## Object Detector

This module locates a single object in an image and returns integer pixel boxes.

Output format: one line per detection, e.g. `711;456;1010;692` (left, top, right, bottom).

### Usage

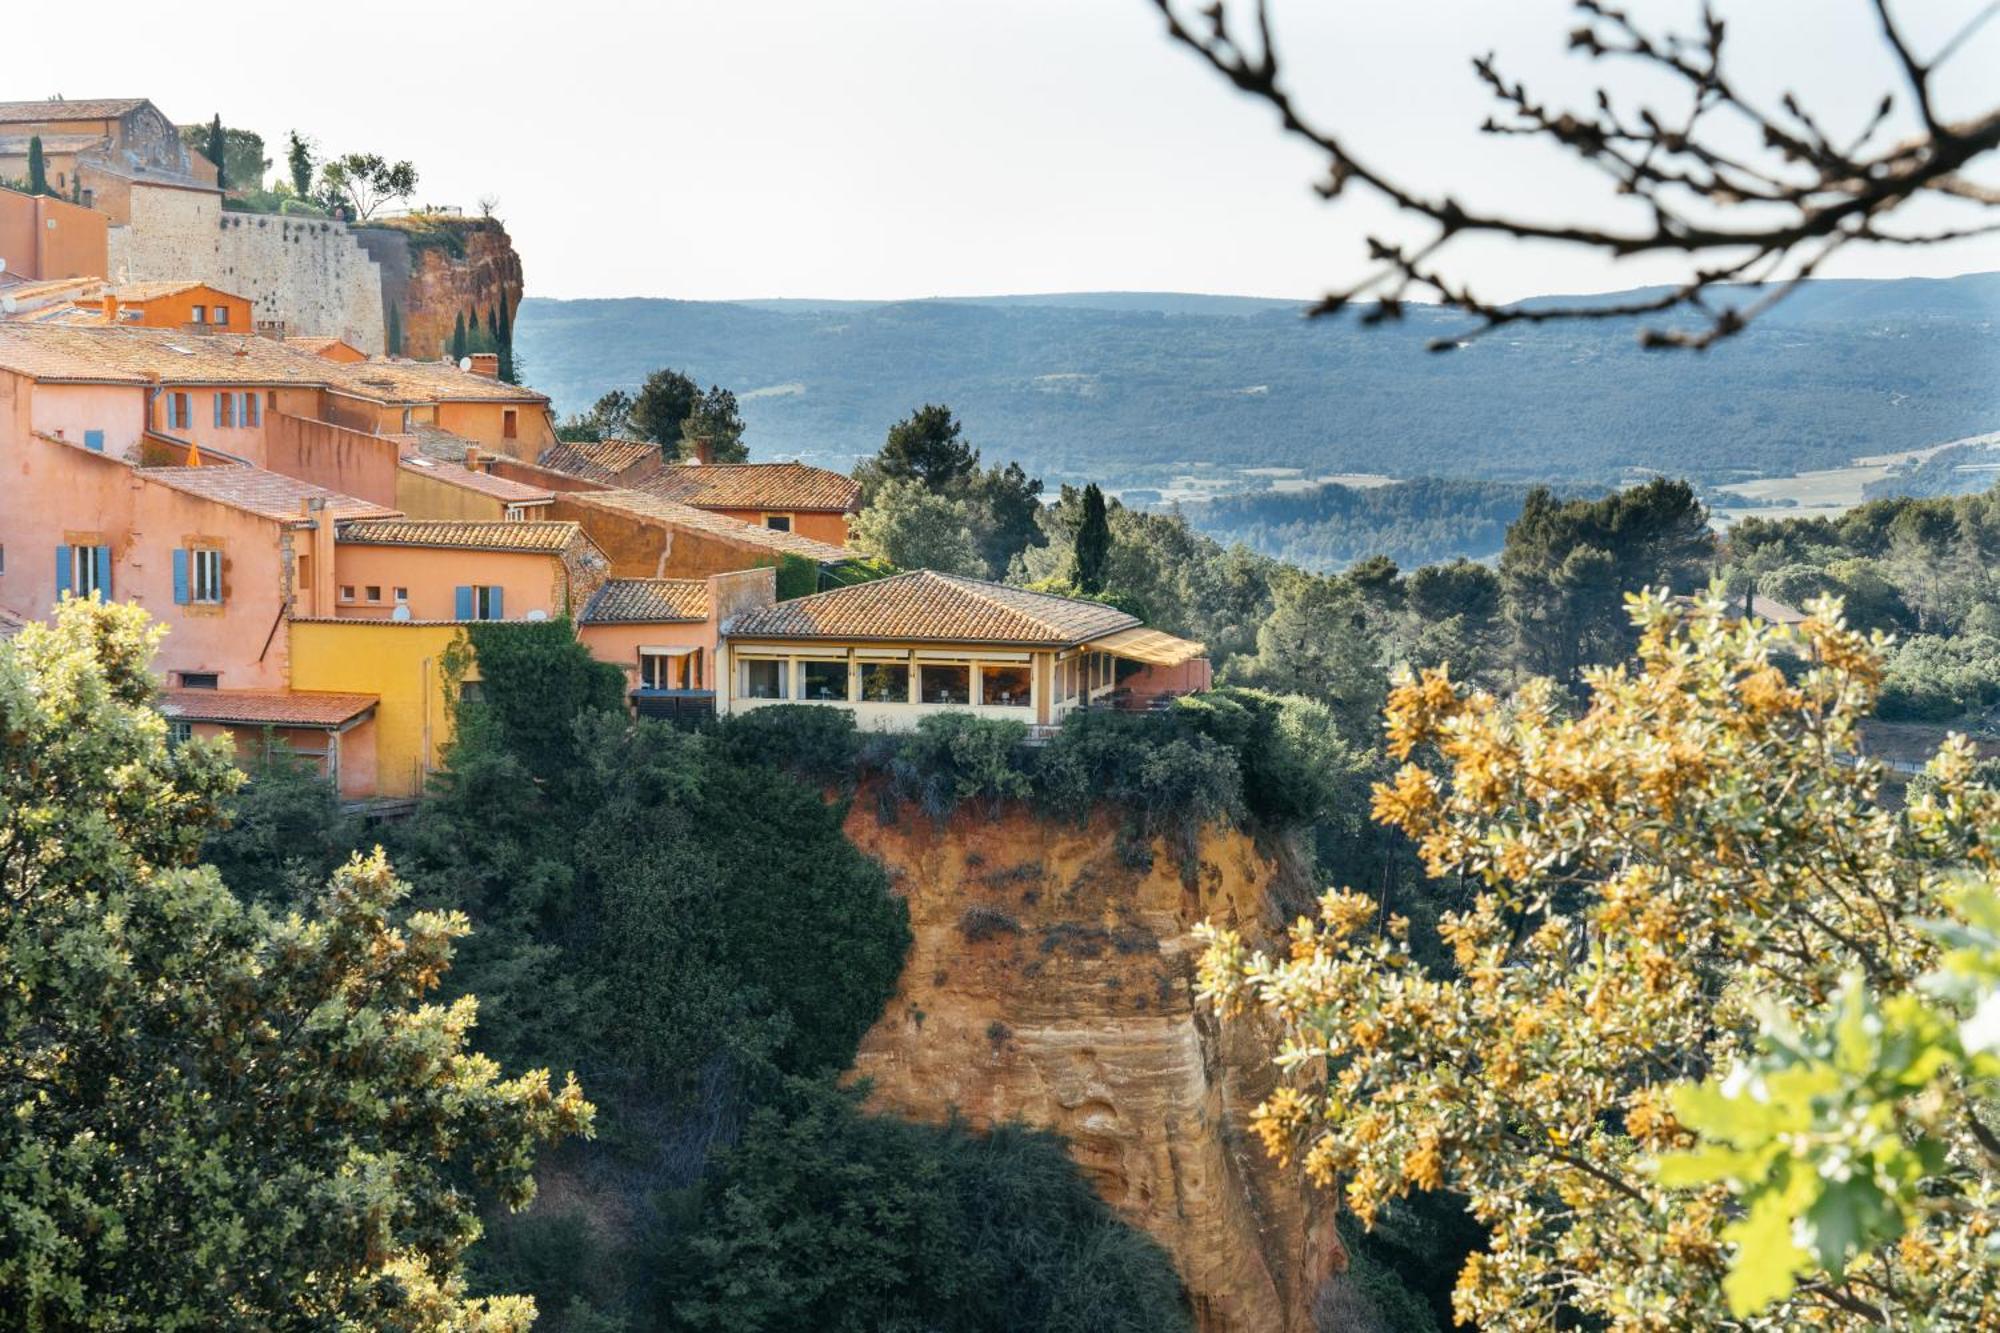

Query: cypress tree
385;302;404;357
450;312;467;362
205;115;227;191
496;292;515;383
26;136;47;195
1074;483;1112;595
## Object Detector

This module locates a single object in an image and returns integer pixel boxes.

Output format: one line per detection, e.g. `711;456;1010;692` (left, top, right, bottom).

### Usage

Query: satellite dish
458;356;472;371
0;256;8;273
0;297;14;315
391;604;412;622
524;609;548;622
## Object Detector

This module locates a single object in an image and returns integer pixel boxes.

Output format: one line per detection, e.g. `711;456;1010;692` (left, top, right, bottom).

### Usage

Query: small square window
764;514;792;532
190;305;207;324
502;409;518;440
214;306;230;327
802;660;849;701
394;587;408;602
365;585;382;603
340;585;356;602
167;720;193;747
189;548;223;604
179;672;219;690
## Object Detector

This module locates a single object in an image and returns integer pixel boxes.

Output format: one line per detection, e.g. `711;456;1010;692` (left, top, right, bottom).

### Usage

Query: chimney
463;445;482;471
100;291;119;323
686;434;712;466
298;496;336;617
466;352;499;379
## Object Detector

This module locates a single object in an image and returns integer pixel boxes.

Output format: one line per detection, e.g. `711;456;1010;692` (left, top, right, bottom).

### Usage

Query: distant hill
515;273;2000;487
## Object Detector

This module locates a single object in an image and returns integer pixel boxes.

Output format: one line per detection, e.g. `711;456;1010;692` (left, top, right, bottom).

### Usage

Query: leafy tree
1233;567;1386;741
629;367;700;451
199;750;361;910
203;114;226;190
285;128;314;197
320;151;418;220
0;599;591;1327
1073;483;1111;594
666;1079;1194;1333
849;477;987;576
677;384;748;462
557;388;636;443
1500;477;1711;683
1198;591;2000;1329
857;403;981;500
25;135;46;195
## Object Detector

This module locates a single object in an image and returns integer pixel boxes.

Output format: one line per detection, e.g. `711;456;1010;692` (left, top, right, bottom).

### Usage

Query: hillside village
0;94;1207;807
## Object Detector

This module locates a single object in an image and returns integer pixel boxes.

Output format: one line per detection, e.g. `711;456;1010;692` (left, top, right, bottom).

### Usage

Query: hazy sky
15;1;1998;302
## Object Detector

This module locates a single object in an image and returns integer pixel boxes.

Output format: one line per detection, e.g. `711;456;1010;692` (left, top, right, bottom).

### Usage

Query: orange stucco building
0;188;107;282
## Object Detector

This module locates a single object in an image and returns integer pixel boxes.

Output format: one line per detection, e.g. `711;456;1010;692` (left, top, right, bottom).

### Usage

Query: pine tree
450;311;467;362
26;136;47;196
1073;483;1112;594
205;115;227;191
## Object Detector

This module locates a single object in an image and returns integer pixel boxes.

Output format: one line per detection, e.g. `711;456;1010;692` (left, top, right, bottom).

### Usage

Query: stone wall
105;184;386;351
352;218;523;361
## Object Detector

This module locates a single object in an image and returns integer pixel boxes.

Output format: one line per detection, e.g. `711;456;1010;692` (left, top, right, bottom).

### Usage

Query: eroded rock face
356;218;523;360
844;799;1342;1332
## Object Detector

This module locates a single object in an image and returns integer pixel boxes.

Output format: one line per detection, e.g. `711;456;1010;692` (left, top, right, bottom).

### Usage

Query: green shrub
663;1079;1192;1332
888;713;1032;817
717;703;860;786
199;751;361;909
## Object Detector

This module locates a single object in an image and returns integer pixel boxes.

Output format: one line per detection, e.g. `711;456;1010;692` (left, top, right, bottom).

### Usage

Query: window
164;392;192;432
393;587;408;603
213;305;230;327
340;585;356;602
802;660;849;701
454;585;505;620
365;585;382;603
764;514;793;532
640;651;676;691
241;391;259;426
1063;657;1078;701
174;547;223;605
214;392;233;428
57;544;110;601
0;545;6;575
981;663;1032;707
741;658;787;700
859;662;909;703
190;305;207;324
459;681;485;703
167;720;193;747
919;663;970;706
502;409;518;440
178;672;219;690
83;429;104;452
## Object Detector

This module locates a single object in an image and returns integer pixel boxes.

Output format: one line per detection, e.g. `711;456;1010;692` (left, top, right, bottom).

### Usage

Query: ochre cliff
353;217;523;360
843;798;1342;1332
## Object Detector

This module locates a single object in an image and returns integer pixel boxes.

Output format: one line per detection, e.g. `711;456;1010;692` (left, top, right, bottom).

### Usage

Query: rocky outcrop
352;217;522;360
843;798;1342;1332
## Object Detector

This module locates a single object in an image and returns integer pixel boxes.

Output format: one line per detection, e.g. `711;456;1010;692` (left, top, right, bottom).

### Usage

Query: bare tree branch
1152;0;2000;350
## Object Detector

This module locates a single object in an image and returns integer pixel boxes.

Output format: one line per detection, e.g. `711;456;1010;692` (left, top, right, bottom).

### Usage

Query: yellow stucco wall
288;620;468;798
393;467;510;521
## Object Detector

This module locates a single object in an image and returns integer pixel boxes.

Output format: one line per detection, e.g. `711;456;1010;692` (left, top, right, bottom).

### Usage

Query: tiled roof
0;98;149;123
398;455;553;504
285;335;363;360
640;462;860;513
159;688;377;728
111;280;216;302
0;325;345;386
537;438;659;482
330;358;549;405
335;518;582;554
581;578;709;624
573;488;851;563
0;276;101;303
726;571;1139;645
138;465;396;524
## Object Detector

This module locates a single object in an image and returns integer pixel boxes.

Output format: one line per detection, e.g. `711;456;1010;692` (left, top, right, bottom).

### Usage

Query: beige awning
1088;626;1206;667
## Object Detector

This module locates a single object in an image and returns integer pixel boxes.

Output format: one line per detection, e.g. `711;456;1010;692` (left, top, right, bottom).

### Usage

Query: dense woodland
6;396;2000;1326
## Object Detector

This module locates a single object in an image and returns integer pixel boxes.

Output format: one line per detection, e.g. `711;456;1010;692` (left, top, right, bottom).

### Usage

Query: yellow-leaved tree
1199;592;2000;1328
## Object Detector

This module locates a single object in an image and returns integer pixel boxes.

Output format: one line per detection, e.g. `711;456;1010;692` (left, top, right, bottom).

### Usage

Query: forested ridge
516;273;2000;488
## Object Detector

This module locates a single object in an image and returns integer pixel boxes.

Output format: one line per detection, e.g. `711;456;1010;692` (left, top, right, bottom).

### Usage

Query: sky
12;1;1998;303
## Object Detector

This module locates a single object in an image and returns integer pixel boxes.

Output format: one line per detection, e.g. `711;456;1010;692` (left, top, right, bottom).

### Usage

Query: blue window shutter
95;545;111;599
488;586;502;620
54;546;70;598
172;549;189;604
213;394;223;428
83;429;104;451
454;586;474;619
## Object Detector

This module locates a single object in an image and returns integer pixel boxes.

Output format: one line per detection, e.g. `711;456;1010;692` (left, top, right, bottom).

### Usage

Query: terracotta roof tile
572;489;851;563
639;461;860;513
330;358;549;405
138;465;395;523
398;455;553;504
0;98;148;123
537;438;659;482
335;518;583;554
581;578;709;624
111;280;222;302
725;571;1138;645
0;325;346;386
159;688;377;728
